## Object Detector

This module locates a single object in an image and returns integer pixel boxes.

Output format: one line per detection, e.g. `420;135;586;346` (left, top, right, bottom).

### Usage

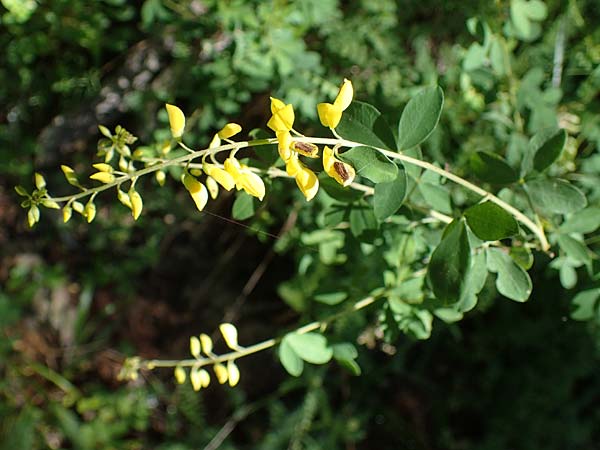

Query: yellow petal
223;157;244;190
217;123;242;139
333;78;353;111
90;172;116;184
204;163;235;191
285;153;303;177
240;170;266;201
295;167;319;201
267;104;295;132
323;146;355;187
84;200;96;223
199;333;213;354
34;173;46;190
209;133;221;148
317;102;343;129
213;363;228;384
62;205;72;223
174;366;186;384
227;361;240;387
155;170;166;186
190;336;201;358
276;131;293;161
190;367;202;391
72;201;84;214
199;369;211;388
61;165;80;187
219;323;239;349
117;189;132;209
92;163;113;173
270;97;286;114
206;176;219;199
27;205;40;227
165;104;186;139
182;172;208;211
129;188;143;220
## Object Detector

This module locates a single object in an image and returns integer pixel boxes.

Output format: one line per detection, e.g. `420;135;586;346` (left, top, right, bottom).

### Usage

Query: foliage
2;0;600;449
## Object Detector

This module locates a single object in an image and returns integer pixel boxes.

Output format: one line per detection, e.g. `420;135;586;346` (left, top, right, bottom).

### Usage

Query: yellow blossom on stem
217;123;242;139
323;146;356;187
317;78;353;129
165;104;186;139
203;162;235;191
182;171;208;212
223;157;265;201
276;131;293;161
285;154;319;201
267;97;295;132
206;176;219;199
213;363;228;384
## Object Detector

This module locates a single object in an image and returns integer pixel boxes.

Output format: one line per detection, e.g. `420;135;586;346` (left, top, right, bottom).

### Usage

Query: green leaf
570;289;600;321
427;220;472;304
524;0;548;20
510;246;534;270
373;169;407;221
470;151;519;184
314;292;347;305
285;332;333;364
332;343;361;376
279;337;304;376
486;247;532;302
397;86;444;150
511;0;532;38
456;250;488;313
418;182;452;214
464;201;519;241
559;207;600;234
557;235;590;264
231;191;255;220
339;146;398;183
525;178;587;214
14;185;29;197
336;101;396;149
528;128;567;173
489;38;507;75
349;203;378;239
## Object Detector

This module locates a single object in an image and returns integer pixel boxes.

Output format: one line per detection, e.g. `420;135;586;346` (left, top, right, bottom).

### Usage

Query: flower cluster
174;323;243;391
166;104;266;211
267;79;357;201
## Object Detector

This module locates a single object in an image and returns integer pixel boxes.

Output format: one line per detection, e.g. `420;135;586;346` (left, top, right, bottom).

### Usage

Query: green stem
142;294;380;370
49;135;549;250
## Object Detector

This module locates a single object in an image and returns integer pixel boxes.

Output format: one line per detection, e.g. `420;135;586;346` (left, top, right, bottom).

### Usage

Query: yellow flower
182;171;208;211
285;154;319;201
295;166;319;201
165;104;186;139
217;123;242;139
317;78;353;129
206;176;219;199
267;97;295;132
323;146;355;187
276;130;293;161
203;162;235;191
89;172;116;184
223;157;266;201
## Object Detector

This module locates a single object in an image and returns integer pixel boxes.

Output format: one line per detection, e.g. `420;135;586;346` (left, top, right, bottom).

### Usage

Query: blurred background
1;0;600;449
